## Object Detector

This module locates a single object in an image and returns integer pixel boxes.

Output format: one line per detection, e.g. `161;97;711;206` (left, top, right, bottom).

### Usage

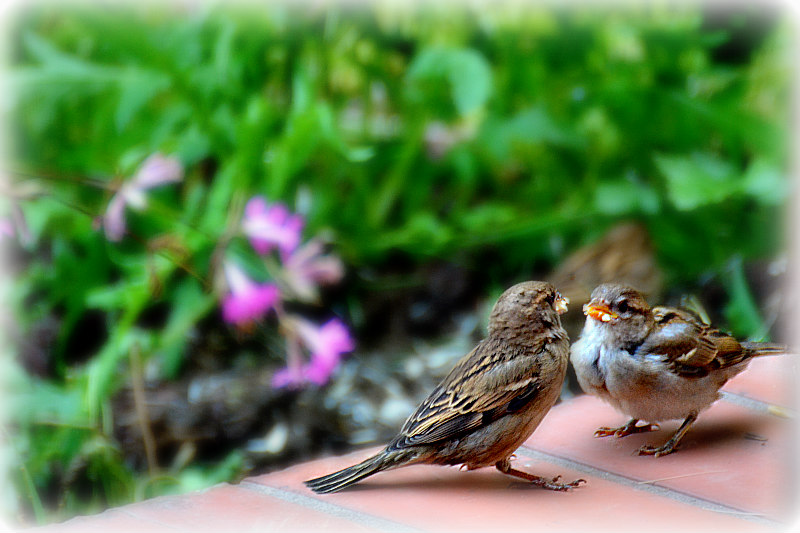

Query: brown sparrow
305;281;585;493
570;283;786;457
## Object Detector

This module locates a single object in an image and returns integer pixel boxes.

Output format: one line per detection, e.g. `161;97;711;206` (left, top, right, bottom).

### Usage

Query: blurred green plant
2;1;791;525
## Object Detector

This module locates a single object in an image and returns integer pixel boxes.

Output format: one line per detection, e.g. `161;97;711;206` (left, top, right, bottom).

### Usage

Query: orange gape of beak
583;302;618;323
555;295;569;315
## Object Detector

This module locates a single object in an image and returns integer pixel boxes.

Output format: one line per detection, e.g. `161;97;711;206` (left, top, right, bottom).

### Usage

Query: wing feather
388;337;546;450
644;306;746;378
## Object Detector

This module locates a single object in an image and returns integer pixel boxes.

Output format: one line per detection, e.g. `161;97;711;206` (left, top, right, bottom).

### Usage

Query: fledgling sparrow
570;283;786;457
305;281;585;493
548;222;663;396
548;222;663;341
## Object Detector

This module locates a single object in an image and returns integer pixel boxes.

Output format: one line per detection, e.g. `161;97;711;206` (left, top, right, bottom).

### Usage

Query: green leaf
158;280;217;378
406;47;493;115
86;279;150;311
85;327;152;424
459;203;517;232
378;212;454;255
448;50;493;115
22;31;107;81
594;179;660;215
176;123;213;165
741;158;787;206
115;69;171;131
174;450;244;493
480;106;584;161
721;256;767;339
16;31;125;92
655;152;739;210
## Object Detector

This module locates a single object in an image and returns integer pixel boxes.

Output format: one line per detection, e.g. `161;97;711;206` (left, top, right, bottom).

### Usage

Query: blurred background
0;0;794;527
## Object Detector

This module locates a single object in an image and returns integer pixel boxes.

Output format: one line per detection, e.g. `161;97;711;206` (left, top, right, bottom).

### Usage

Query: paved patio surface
28;354;799;532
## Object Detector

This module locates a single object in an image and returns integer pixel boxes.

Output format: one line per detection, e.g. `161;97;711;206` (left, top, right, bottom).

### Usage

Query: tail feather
742;342;787;357
304;453;389;494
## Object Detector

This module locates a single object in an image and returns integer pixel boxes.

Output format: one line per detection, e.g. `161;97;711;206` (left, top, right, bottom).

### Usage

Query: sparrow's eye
545;292;556;304
617;300;629;314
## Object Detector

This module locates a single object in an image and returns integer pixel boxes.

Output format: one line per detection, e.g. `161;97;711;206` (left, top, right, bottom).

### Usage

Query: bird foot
530;475;587;492
635;413;697;457
497;462;585;491
595;420;659;438
637;442;677;458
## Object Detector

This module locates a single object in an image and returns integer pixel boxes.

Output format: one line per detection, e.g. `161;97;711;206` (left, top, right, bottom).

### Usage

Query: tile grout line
238;481;425;533
518;445;780;527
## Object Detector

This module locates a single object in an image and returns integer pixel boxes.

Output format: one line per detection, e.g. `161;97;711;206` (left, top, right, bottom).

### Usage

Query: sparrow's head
582;283;653;345
488;281;569;340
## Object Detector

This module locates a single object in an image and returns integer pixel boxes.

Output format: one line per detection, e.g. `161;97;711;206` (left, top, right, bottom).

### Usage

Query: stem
130;343;159;476
19;463;46;524
0;426;46;524
286;331;304;383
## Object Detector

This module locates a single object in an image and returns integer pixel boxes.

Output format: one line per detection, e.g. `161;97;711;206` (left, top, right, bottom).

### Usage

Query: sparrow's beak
555;295;569;315
583;301;617;322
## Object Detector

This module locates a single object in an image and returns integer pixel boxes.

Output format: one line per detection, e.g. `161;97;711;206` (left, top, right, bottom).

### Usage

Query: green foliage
3;2;791;525
406;46;493;116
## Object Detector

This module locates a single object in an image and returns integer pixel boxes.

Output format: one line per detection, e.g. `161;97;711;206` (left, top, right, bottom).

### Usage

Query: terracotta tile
258;446;383;490
253;449;770;532
29;508;163;533
526;395;793;520
31;483;380;533
125;483;379;532
722;353;798;408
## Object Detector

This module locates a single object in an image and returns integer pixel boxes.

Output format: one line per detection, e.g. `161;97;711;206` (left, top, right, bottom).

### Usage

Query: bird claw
637;443;675;458
497;463;586;491
533;476;586;491
594;427;620;438
544;478;586;491
595;422;660;438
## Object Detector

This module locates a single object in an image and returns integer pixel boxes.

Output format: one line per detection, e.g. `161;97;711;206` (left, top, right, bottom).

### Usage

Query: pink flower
282;239;344;301
272;317;355;388
221;261;281;325
103;153;183;241
299;318;355;384
0;202;33;246
242;196;304;256
271;369;299;389
0;218;15;241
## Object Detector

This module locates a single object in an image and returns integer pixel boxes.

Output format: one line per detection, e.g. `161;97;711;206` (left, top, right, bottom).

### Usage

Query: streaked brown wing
645;306;745;378
388;337;544;450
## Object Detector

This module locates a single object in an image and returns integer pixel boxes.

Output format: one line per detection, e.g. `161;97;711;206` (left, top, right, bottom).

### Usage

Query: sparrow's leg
594;418;660;438
495;458;585;491
638;412;697;458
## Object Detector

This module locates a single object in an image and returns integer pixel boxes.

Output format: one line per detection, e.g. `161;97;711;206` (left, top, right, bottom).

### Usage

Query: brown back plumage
388;339;544;450
646;306;787;378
